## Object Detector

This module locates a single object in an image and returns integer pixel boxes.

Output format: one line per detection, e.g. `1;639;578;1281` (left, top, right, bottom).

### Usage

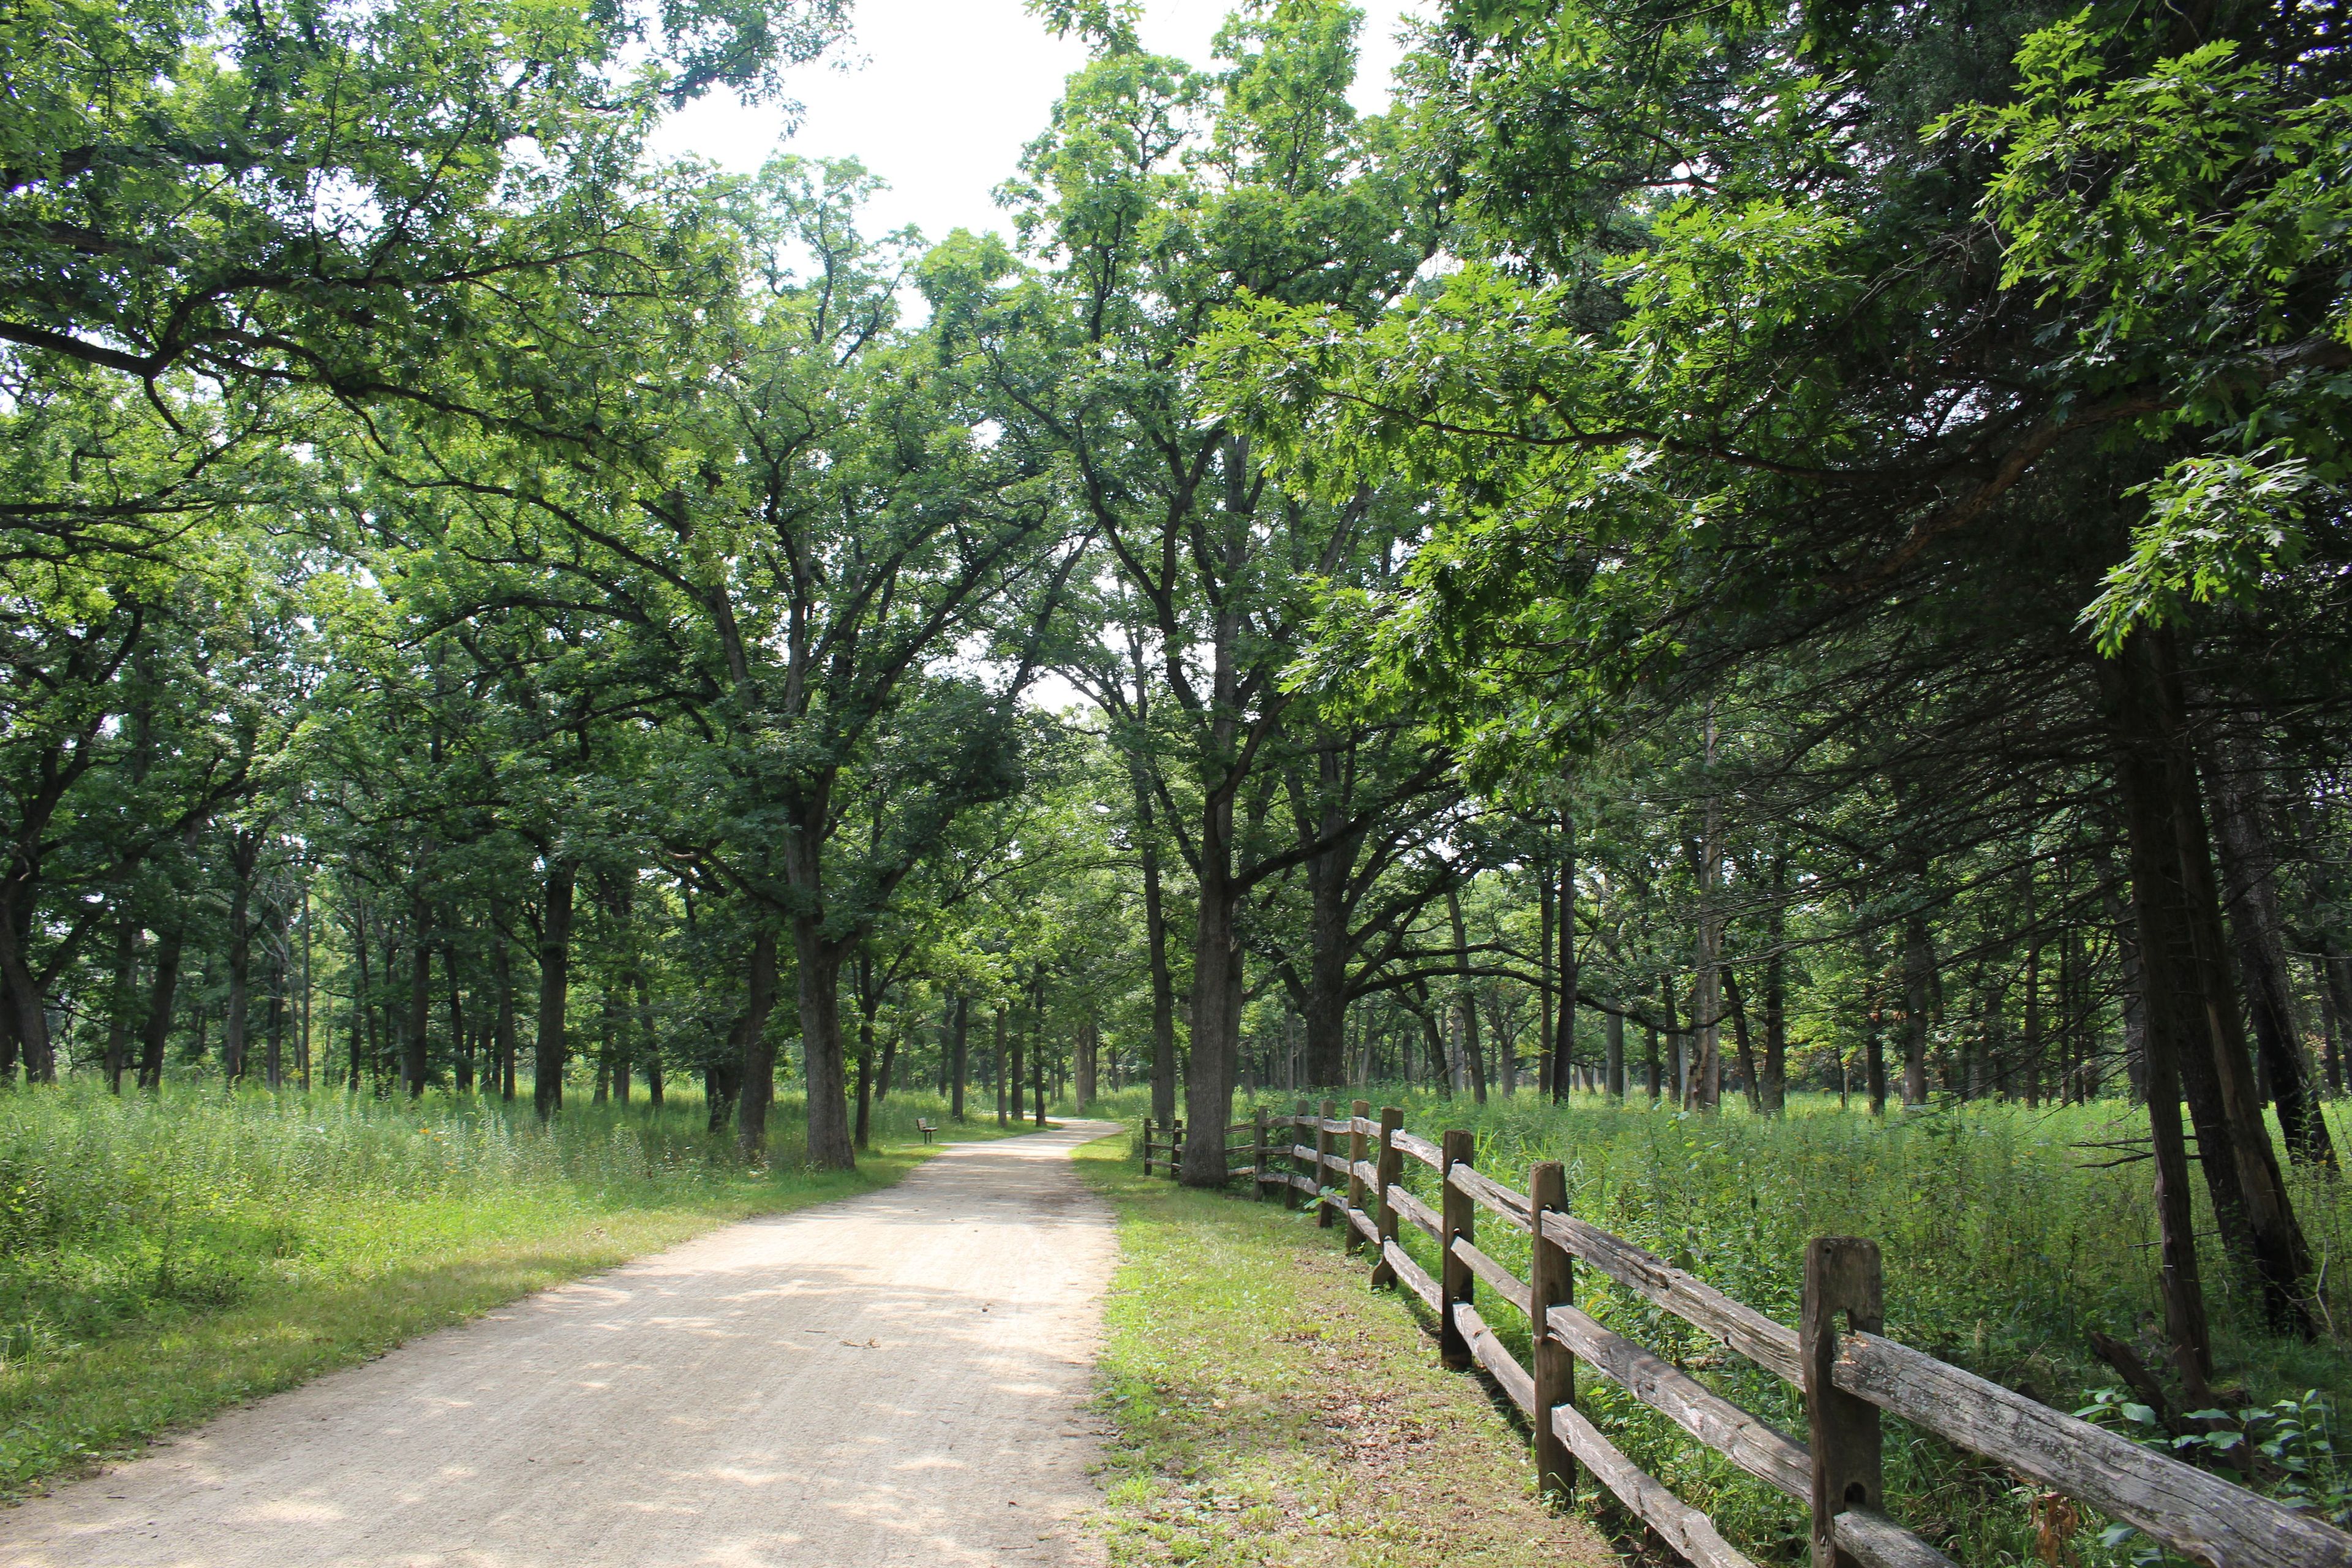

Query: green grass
0;1080;1015;1496
1072;1132;1615;1568
1161;1088;2352;1566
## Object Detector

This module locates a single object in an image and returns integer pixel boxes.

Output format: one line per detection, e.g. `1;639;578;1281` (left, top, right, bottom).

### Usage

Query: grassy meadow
0;1081;1009;1496
1088;1086;2352;1564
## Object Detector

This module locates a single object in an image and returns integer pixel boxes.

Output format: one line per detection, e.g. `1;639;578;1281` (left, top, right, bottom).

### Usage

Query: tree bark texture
533;860;575;1118
2104;629;2315;1335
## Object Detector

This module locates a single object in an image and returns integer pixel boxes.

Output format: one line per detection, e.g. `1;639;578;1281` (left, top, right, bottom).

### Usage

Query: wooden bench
916;1119;937;1144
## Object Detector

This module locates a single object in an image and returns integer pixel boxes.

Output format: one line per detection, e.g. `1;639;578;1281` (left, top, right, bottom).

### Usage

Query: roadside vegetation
1073;1133;1613;1568
1099;1087;2352;1564
0;1084;998;1496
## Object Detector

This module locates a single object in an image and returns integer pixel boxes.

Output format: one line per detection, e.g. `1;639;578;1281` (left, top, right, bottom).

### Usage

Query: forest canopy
4;0;2351;1398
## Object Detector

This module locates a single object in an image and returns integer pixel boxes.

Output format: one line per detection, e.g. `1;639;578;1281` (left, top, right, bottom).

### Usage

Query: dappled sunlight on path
0;1121;1122;1567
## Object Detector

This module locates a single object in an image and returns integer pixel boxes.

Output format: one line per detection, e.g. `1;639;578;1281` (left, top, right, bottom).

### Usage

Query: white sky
649;0;1432;249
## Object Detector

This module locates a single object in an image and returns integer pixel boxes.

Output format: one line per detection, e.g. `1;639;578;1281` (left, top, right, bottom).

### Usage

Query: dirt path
1;1120;1123;1568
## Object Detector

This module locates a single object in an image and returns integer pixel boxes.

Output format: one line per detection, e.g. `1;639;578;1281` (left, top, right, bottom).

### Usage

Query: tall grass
1101;1086;2352;1562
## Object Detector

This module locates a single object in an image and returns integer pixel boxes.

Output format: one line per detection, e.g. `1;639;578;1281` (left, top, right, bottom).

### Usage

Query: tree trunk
136;925;184;1090
1140;842;1178;1128
1662;978;1686;1105
1180;837;1241;1186
1537;861;1555;1098
351;907;372;1091
1033;1003;1047;1126
1446;883;1487;1104
0;968;18;1085
951;995;968;1120
1076;1015;1097;1106
1692;753;1723;1112
1605;1008;1625;1099
852;949;879;1147
1902;914;1935;1109
994;1008;1008;1126
0;892;56;1082
445;944;470;1095
594;990;614;1104
225;850;255;1083
1762;858;1789;1113
265;931;286;1090
1008;998;1028;1125
853;968;875;1152
534;860;575;1118
1863;973;1888;1116
1555;829;1578;1102
2203;738;2334;1167
1415;984;1449;1096
2104;629;2315;1337
405;889;431;1097
633;970;662;1107
1643;1002;1660;1103
491;905;518;1102
2113;880;2150;1102
104;915;137;1093
737;925;788;1161
1722;966;1763;1113
1300;776;1354;1090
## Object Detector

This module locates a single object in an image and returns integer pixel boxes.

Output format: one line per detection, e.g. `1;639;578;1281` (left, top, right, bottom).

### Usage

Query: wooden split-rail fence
1136;1104;2352;1568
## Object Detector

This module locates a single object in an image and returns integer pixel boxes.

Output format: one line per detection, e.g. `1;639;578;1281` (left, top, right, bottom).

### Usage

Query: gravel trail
1;1119;1122;1568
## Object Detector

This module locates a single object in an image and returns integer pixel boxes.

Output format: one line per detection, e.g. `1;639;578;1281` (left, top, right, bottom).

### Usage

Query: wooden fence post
1370;1106;1403;1287
1287;1101;1306;1210
1316;1098;1338;1228
1345;1099;1370;1252
1529;1160;1577;1502
1254;1107;1268;1200
1803;1237;1884;1568
1439;1128;1474;1368
1141;1116;1154;1177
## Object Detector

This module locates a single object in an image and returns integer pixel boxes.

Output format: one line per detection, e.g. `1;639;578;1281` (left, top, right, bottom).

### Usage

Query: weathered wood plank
1389;1128;1443;1169
1351;1158;1380;1189
1345;1204;1380;1247
1455;1302;1536;1414
1287;1172;1319;1196
1550;1401;1760;1568
1383;1238;1439;1311
1834;1333;2352;1568
1833;1509;1961;1568
1547;1303;1809;1502
1539;1210;1803;1384
1452;1235;1533;1317
1386;1183;1441;1242
1350;1115;1378;1138
1447;1162;1535;1234
1320;1149;1352;1175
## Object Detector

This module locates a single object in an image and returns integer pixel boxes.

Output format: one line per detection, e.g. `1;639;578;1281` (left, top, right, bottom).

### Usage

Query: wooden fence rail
1140;1102;2352;1568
